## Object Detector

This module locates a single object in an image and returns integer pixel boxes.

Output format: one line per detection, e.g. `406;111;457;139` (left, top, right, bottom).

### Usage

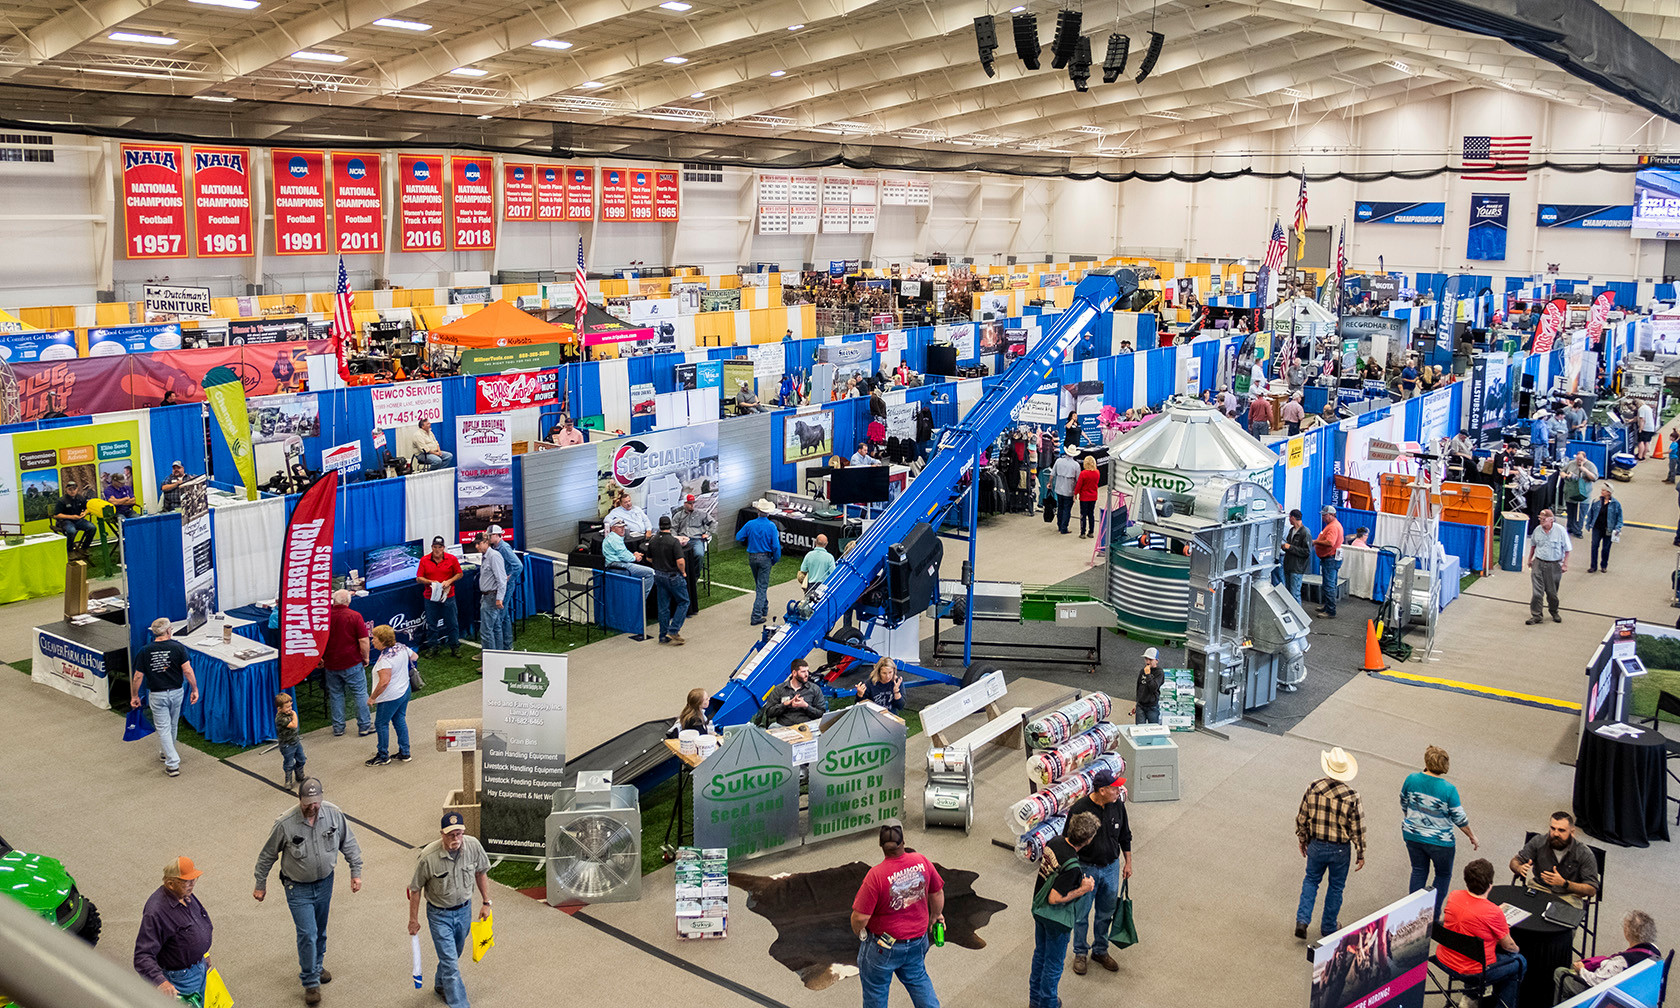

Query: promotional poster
782;410;835;463
1467;193;1510;261
1061;380;1104;446
480;650;568;857
594;422;719;527
10;420;142;531
475;369;559;413
87;323;184;356
1308;889;1432;1008
371;382;444;429
692;725;800;860
179;475;216;624
1468;351;1509;447
807;705;906;841
456;415;513;544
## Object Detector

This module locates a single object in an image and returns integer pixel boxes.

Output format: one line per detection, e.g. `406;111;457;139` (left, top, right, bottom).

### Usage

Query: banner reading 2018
1466;193;1509;261
450;156;495;251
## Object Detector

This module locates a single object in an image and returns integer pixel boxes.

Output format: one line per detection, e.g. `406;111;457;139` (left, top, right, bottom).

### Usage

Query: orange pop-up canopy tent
427;299;576;348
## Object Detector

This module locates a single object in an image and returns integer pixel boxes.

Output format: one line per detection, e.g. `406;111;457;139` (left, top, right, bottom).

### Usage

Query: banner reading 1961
398;155;446;252
189;146;254;258
121;144;188;259
330;151;384;255
450;156;495;250
272;150;329;255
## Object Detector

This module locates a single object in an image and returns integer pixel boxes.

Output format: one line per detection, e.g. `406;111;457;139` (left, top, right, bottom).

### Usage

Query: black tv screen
831;466;890;505
926;345;958;377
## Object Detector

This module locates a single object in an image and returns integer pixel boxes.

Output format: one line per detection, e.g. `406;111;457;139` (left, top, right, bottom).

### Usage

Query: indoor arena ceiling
0;0;1677;168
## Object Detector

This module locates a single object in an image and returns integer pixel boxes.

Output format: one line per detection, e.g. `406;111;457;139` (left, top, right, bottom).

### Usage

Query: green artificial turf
706;546;799;594
1628;667;1680;725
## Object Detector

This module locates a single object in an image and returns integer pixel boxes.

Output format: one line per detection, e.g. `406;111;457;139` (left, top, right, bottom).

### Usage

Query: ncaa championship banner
1535;204;1633;229
1353;201;1445;226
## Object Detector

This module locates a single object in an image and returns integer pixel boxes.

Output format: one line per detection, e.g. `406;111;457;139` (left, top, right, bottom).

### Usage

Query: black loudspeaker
1050;8;1083;69
1069;35;1092;91
926;344;957;377
1013;14;1041;69
886;523;942;623
1102;33;1130;83
974;15;998;77
1134;31;1164;83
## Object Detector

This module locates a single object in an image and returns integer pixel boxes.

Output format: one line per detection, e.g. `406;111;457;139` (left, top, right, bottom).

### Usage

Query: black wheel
75;899;101;946
947;596;967;625
825;626;871;669
962;662;1003;687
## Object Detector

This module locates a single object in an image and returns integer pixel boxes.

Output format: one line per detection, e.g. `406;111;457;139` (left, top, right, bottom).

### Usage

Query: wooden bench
924;669;1032;752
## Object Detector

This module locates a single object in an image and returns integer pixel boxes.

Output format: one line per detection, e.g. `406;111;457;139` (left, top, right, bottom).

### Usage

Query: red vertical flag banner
120;144;189;259
329;152;384;254
278;470;339;689
653;169;680;222
189;146;253;258
599;166;628;221
626;169;656;221
272;150;330;255
397;155;446;252
450;155;496;250
503;163;535;221
565;167;595;221
535;165;566;220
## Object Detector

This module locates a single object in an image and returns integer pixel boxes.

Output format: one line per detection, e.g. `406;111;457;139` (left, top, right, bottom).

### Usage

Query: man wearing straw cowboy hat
1294;746;1367;939
736;498;783;626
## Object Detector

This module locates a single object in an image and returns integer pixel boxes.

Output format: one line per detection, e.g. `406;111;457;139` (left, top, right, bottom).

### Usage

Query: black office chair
1515;830;1607;958
1427;922;1492;1006
1634;690;1680;825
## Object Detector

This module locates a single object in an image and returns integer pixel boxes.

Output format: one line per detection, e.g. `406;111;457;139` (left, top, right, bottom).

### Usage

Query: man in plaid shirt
1295;746;1366;939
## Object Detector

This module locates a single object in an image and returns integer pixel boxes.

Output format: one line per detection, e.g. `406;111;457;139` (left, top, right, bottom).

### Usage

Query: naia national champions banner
188;147;254;258
121;144;188;259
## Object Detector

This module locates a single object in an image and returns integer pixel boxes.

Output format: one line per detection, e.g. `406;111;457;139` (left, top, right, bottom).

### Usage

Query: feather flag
202;365;257;500
278;471;339;689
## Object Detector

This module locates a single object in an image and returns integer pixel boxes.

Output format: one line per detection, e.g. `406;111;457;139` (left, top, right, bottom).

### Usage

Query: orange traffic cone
1655;432;1667;460
1362;619;1386;673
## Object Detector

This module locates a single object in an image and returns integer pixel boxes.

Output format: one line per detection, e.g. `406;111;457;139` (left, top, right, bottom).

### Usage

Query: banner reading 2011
121;144;188;259
330;152;384;255
450;156;495;250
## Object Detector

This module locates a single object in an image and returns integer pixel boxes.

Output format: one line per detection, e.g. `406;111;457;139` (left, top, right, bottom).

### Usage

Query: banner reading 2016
450;156;495;250
121;144;189;259
398;155;446;252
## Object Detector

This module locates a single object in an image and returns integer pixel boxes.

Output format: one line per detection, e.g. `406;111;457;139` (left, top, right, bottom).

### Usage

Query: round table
1572;719;1672;848
1486;884;1576;1008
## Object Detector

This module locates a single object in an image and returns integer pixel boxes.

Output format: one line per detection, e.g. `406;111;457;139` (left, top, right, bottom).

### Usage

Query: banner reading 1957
121;143;189;259
189;146;254;258
450;156;495;250
398;155;446;252
330;152;384;255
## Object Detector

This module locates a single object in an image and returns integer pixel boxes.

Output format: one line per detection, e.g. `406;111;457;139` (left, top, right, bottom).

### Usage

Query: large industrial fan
544;772;643;905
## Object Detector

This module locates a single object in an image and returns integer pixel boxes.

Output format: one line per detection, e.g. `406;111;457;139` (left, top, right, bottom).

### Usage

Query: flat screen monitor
830;466;890;505
363;539;423;589
926;344;958;378
1632;166;1680;236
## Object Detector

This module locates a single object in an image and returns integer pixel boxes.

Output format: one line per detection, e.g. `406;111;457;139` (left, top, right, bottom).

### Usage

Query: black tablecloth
1573;720;1671;848
735;508;849;556
1486;885;1575;1008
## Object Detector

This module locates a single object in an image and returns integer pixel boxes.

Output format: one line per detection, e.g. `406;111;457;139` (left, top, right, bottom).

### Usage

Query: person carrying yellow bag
407;813;492;1008
470;910;494;963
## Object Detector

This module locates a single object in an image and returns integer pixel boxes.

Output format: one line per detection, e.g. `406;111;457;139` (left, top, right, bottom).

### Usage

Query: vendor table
31;619;130;709
1485;884;1577;1008
1;534;69;604
177;626;281;748
1572;720;1671;848
735;507;850;556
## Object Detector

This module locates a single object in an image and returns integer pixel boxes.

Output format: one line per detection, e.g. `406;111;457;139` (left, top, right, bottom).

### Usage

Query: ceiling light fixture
449;66;489;76
531;39;573;49
579;80;604;88
663;56;688;63
769;69;785;76
292;50;348;61
690;91;706;98
373;17;430;30
787;23;804;30
1009;5;1025;10
193;94;237;101
108;31;178;45
1384;59;1410;73
658;1;693;10
477;114;493;119
188;0;261;9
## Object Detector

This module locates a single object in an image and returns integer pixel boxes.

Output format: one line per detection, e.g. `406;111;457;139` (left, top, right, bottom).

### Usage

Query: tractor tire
76;899;102;946
961;661;1003;687
825;626;872;669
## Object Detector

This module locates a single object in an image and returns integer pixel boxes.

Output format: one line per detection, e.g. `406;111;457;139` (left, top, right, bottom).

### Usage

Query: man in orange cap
134;856;214;1000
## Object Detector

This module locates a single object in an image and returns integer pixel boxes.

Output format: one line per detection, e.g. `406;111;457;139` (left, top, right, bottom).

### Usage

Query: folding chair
1427;922;1491;1006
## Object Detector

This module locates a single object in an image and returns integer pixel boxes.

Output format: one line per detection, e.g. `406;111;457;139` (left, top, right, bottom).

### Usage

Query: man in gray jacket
1052;449;1081;535
474;531;509;650
254;778;364;1006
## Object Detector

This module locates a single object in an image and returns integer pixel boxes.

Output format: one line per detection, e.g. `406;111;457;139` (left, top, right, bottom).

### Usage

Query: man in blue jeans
473;531;509;650
1313;505;1344;618
736;498;783;626
254;778;364;1006
1440;858;1527;1008
130;617;200;777
133;856;214;1001
851;819;944;1008
1294;746;1366;939
1064;767;1132;976
322;589;372;737
408;813;492;1008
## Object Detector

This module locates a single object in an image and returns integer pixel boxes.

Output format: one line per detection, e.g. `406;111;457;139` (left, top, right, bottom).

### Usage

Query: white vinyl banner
371;382;444;429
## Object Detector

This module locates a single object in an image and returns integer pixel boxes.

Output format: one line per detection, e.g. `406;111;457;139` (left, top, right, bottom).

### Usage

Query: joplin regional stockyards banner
594;423;719;529
456;416;513;545
279;472;339;689
1308;889;1432;1008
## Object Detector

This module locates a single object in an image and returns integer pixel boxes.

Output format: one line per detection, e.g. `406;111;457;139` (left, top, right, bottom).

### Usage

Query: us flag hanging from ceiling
1462;135;1532;181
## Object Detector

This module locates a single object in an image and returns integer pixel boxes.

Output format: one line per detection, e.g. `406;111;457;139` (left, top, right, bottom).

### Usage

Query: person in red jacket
1075;457;1101;539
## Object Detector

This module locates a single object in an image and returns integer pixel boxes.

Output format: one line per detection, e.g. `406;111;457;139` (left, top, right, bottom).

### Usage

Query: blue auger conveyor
709;267;1139;727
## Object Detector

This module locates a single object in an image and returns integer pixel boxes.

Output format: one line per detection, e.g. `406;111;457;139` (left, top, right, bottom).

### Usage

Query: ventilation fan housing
545;773;643;905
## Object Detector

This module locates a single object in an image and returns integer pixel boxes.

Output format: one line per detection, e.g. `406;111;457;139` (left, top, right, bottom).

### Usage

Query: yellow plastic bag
203;966;233;1008
470;910;494;963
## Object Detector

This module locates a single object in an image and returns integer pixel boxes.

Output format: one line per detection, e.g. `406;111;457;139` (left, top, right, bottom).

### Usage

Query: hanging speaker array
974;15;998;77
1013;13;1041;70
989;9;1166;93
1050;8;1083;69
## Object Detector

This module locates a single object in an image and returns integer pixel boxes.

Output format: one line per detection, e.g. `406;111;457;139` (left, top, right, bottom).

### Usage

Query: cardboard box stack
675;847;729;939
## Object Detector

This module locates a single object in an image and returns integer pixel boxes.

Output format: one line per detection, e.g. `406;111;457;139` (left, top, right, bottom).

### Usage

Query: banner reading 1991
330;152;383;254
272;149;329;255
121;144;188;259
398;155;446;252
450;156;495;250
189;146;253;258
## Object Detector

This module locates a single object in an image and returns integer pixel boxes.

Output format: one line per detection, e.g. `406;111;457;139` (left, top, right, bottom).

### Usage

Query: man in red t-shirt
850;820;945;1008
1313;505;1345;619
416;536;463;658
1439;858;1525;1008
323;589;371;737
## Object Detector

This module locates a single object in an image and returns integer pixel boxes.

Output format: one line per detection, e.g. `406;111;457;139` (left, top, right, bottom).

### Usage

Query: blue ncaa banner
1353;201;1445;225
1466;194;1509;261
1534;204;1633;229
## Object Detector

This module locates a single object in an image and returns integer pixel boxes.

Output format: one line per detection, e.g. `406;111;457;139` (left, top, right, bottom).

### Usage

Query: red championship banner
503;163;535;221
535;165;566;220
565;166;595;221
396;154;446;252
450;155;495;250
626;168;656;222
278;470;339;689
653;169;680;222
599;166;628;221
475;368;559;413
272;149;329;255
189;146;253;258
120;143;188;259
329;151;384;254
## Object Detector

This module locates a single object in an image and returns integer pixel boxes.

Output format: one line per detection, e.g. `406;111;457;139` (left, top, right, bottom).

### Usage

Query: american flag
1292;175;1308;261
1253;218;1287;322
574;236;588;315
330;255;352;382
1333;218;1347;313
1463;135;1532;181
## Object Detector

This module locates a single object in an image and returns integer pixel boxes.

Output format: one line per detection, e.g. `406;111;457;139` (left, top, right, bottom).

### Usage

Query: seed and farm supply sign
693;725;801;860
808;705;906;841
480;650;568;855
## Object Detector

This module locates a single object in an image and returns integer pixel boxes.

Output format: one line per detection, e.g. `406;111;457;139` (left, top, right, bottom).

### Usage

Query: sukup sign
703;764;790;801
819;743;897;777
474;369;558;412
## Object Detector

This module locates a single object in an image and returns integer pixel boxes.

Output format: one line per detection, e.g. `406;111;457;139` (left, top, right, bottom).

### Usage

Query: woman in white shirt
366;624;416;766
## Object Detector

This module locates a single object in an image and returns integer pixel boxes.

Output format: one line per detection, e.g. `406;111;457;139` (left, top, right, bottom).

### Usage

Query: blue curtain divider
120;512;188;655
